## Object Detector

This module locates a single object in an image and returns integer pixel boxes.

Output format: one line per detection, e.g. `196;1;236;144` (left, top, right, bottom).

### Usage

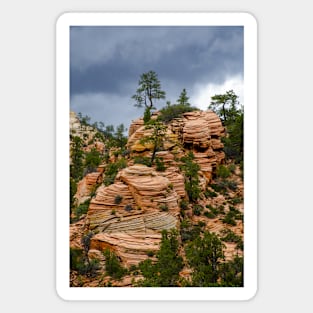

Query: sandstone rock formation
70;108;243;285
86;164;179;265
74;170;103;206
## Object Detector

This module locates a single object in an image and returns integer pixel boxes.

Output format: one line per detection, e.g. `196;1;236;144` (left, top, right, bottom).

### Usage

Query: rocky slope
69;109;244;286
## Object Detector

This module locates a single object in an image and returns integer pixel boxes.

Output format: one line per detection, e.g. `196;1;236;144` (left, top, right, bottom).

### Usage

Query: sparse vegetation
180;152;201;202
114;195;123;205
137;229;183;287
103;249;127;280
159;203;169;212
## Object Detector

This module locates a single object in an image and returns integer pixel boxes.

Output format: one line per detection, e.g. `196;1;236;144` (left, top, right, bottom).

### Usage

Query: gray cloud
70;26;243;127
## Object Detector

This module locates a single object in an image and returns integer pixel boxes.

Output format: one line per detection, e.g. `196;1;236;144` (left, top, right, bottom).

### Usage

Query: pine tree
177;88;190;106
132;71;166;123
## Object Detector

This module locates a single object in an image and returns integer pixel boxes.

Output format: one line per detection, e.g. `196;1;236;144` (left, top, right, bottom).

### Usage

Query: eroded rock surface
86;164;179;265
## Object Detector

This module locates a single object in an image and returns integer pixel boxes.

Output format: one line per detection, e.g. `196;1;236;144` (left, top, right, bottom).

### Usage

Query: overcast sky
70;26;243;131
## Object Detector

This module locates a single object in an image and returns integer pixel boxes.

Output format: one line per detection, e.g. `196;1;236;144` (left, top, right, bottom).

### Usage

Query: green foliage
185;231;225;286
221;207;243;226
77;113;91;127
70;136;84;181
228;196;242;205
84;148;102;173
192;204;204;216
228;163;236;173
216;165;231;179
103;249;127;280
209;90;239;124
211;179;237;195
81;232;94;255
180;219;202;243
177;88;190;106
142;119;167;165
158;102;198;123
70;178;77;208
72;199;90;222
137;229;183;286
204;210;216;219
132;71;166;123
180;152;201;202
155;157;166;171
179;199;189;210
209;90;243;162
222;112;243;162
70;245;100;278
124;204;133;212
133;156;151;166
204;189;218;198
205;204;225;216
159;203;169;212
143;107;152;124
114;195;123;205
220;229;244;251
219;255;243;286
103;158;127;186
146;250;155;257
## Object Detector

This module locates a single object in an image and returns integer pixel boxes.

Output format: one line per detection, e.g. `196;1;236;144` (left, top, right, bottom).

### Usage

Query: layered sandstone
86;164;179;265
74;170;103;206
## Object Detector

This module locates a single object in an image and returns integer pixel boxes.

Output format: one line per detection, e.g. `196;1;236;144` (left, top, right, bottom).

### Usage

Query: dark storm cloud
70;26;243;128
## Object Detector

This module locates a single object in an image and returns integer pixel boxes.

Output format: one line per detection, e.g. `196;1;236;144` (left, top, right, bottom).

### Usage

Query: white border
56;12;257;301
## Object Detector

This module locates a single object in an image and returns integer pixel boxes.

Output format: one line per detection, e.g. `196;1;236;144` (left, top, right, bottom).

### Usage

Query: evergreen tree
186;231;225;286
132;71;166;123
138;229;183;287
209;90;244;162
209;90;239;123
180;152;201;202
177;88;190;106
141;119;167;165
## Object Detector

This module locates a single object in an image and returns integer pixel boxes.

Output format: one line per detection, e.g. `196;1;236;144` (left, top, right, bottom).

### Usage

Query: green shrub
70;247;100;278
204;210;216;219
146;250;155;257
124;204;133;212
133;156;151;166
221;207;242;226
155;157;166;171
204;189;218;198
221;229;243;250
159;203;169;211
192;204;204;216
114;194;123;204
211;179;237;194
104;158;127;186
229;197;242;205
228;163;236;173
180;152;201;202
137;229;183;287
179;199;189;210
217;165;231;179
221;215;236;226
72;199;90;221
103;249;127;280
158;102;198;123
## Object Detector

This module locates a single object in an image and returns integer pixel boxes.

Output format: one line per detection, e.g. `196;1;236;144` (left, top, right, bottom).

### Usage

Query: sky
70;26;243;131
